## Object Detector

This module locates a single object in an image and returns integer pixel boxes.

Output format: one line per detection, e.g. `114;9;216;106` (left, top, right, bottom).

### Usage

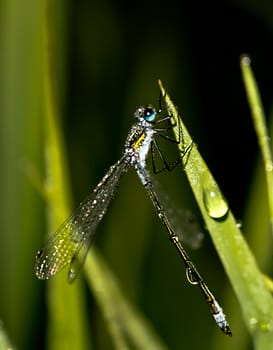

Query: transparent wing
35;156;130;281
142;168;204;249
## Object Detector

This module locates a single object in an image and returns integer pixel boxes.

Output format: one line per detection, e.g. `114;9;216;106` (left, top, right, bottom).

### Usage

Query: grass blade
240;55;273;233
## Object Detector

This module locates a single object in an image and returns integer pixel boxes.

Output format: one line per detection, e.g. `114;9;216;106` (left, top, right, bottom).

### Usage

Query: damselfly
35;90;231;336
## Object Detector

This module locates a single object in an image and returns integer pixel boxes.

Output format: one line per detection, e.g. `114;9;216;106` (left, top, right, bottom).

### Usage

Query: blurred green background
0;0;273;349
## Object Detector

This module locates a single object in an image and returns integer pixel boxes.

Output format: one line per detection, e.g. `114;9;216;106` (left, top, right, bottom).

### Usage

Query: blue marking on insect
143;107;157;122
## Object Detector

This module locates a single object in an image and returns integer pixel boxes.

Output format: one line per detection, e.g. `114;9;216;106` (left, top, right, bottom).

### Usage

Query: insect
35;91;231;336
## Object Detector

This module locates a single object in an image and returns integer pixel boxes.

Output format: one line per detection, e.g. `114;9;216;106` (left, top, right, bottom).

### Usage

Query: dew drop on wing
35;249;47;279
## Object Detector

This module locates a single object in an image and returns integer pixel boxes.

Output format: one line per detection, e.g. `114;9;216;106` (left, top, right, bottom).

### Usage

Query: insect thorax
124;120;154;168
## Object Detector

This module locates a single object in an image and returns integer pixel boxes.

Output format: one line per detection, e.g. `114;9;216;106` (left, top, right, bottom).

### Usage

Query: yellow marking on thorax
132;131;146;151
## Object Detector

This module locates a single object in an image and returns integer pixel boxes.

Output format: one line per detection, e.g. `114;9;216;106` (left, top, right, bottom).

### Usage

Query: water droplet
202;180;229;219
265;162;273;172
236;220;243;229
249;317;258;330
260;321;273;332
68;268;76;283
249;318;273;332
240;54;251;66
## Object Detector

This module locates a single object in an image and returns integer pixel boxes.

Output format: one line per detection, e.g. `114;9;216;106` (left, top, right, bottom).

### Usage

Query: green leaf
0;0;44;347
43;4;91;349
84;250;168;350
240;55;273;232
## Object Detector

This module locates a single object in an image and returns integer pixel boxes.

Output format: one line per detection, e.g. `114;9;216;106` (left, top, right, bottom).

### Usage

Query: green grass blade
158;80;273;349
240;55;273;233
0;1;44;348
85;250;168;350
43;93;92;350
42;5;92;350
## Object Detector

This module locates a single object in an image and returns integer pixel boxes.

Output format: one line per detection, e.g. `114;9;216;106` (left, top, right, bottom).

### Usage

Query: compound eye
143;107;156;122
